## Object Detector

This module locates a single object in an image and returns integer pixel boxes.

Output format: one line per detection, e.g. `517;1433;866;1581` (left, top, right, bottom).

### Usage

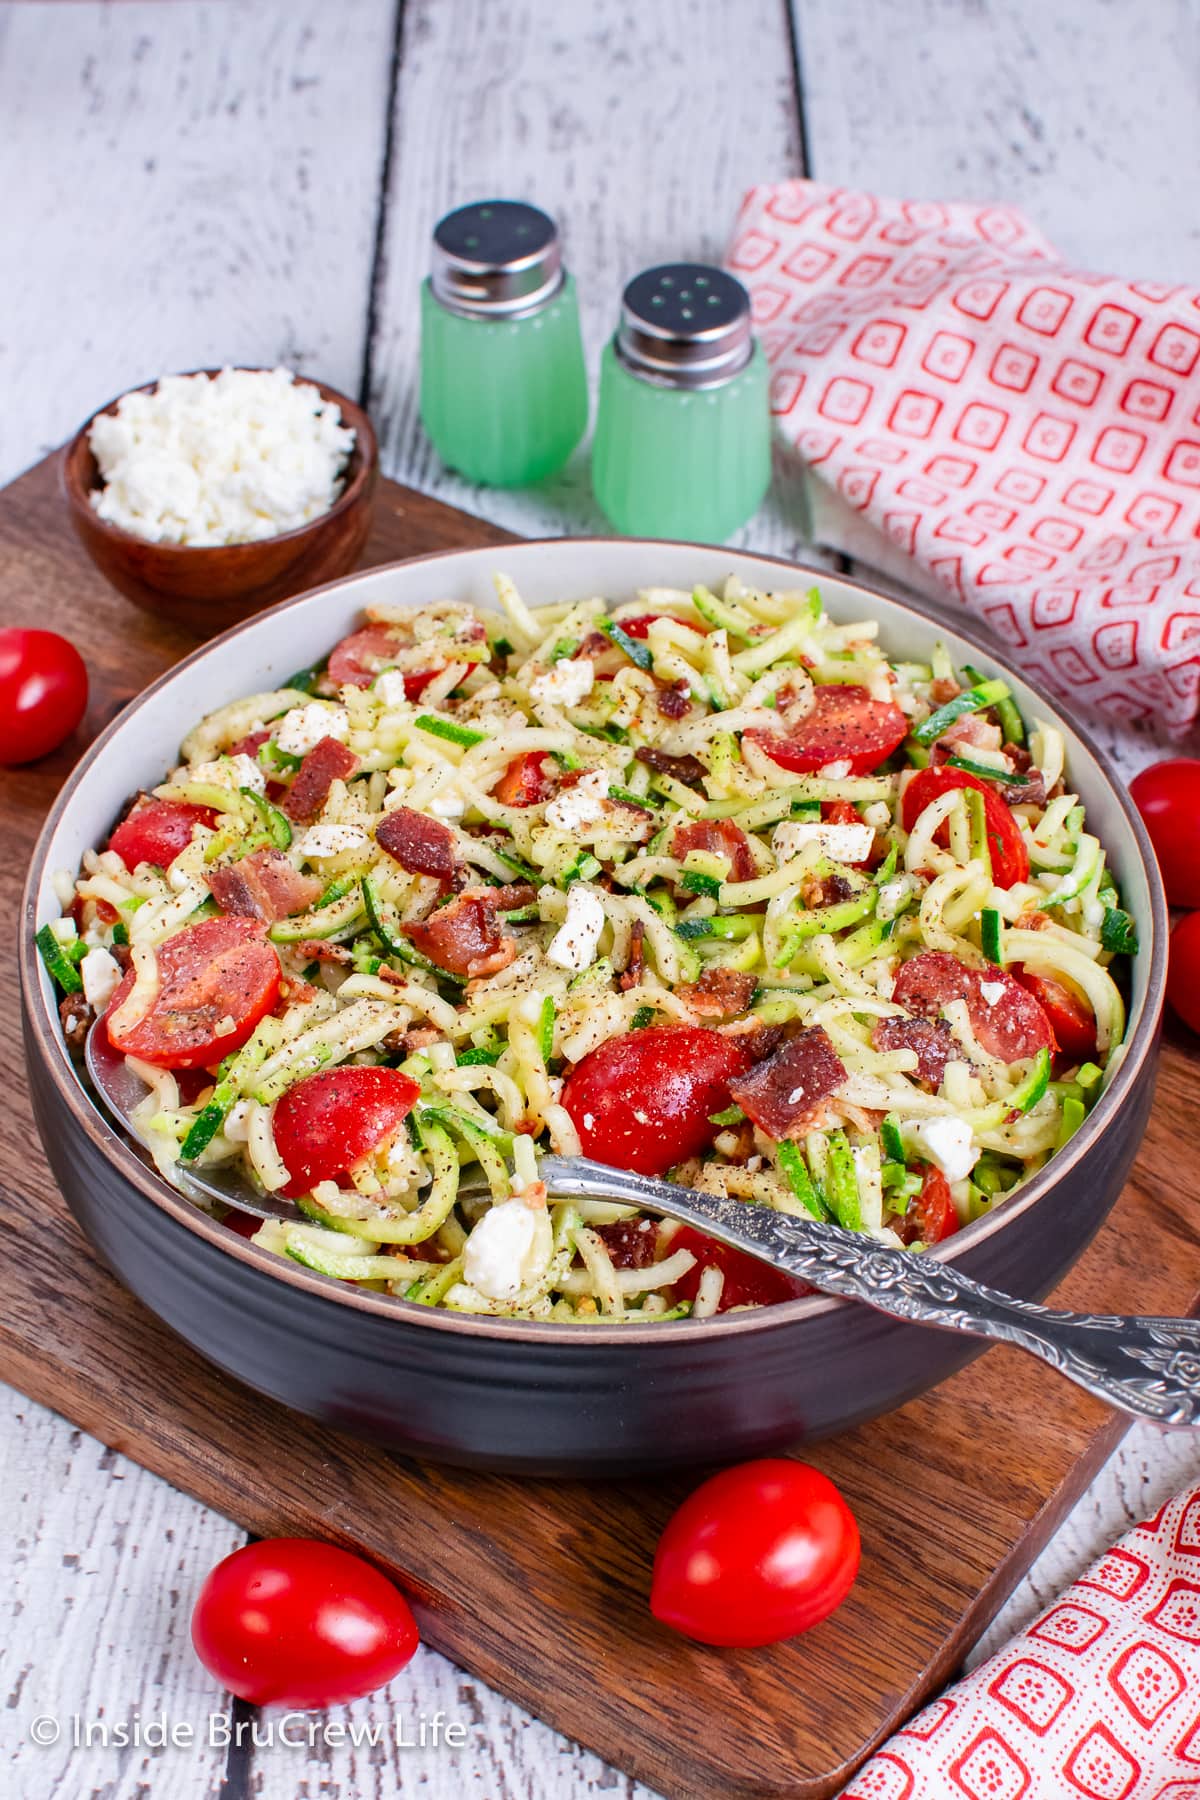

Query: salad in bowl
40;572;1135;1324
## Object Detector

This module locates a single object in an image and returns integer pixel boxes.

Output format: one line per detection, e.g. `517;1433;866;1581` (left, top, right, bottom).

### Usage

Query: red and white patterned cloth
843;1482;1200;1799
727;181;1200;736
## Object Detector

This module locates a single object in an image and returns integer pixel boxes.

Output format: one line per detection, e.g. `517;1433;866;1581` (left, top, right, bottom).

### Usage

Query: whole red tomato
0;628;88;764
651;1459;860;1647
1130;759;1200;907
1167;913;1200;1036
192;1538;419;1707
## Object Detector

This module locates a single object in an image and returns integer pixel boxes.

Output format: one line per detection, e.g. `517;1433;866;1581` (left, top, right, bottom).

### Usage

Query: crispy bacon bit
281;735;360;823
376;806;458;880
403;888;516;978
633;746;707;787
929;677;961;705
296;939;353;964
671;818;757;883
656;679;692;720
618;917;646;992
677;966;757;1019
873;1014;960;1087
728;1026;847;1141
800;870;855;908
208;849;323;922
59;991;94;1051
576;630;612;660
594;1218;660;1270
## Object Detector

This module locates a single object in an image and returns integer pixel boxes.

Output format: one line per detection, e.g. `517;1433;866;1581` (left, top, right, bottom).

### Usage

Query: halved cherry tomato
901;765;1030;888
892;949;1054;1064
1166;912;1200;1035
617;612;700;640
651;1459;860;1648
1014;969;1097;1065
327;623;478;697
561;1026;755;1176
1130;759;1200;908
272;1066;421;1198
745;683;908;777
670;817;756;883
667;1225;809;1311
228;728;271;759
495;750;557;807
910;1166;959;1244
108;798;219;871
0;627;89;765
104;916;281;1069
191;1538;418;1707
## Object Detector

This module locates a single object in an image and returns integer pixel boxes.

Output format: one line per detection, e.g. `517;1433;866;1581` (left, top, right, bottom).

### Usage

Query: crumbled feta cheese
275;702;350;758
773;819;876;866
979;980;1007;1007
87;367;356;548
190;753;265;794
905;1116;978;1184
428;789;465;822
79;947;123;1010
223;1099;253;1144
373;670;409;709
863;801;891;830
583;1111;596;1132
545;768;609;832
530;658;595;708
463;1198;549;1300
819;759;853;778
546;886;606;972
299;823;371;858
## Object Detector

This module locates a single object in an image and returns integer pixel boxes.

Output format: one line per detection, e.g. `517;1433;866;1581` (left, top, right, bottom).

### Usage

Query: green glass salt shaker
420;200;588;487
592;263;770;541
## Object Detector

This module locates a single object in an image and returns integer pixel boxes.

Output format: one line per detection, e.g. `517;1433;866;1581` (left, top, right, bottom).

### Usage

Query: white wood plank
2;1386;241;1798
367;0;814;560
0;0;396;487
791;0;1200;282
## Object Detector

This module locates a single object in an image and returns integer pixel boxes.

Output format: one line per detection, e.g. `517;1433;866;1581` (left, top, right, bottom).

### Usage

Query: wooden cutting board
2;451;1197;1800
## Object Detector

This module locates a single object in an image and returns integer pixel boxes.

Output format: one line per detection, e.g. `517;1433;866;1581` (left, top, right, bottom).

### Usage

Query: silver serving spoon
86;1026;1200;1426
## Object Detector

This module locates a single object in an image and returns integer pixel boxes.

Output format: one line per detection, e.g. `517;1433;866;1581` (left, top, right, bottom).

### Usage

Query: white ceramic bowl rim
20;538;1168;1343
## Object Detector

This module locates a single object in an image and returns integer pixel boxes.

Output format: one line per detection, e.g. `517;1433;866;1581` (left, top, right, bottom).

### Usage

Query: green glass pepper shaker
592;263;770;541
420;200;588;488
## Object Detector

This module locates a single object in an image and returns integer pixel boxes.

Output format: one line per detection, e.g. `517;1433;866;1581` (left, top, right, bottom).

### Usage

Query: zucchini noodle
52;574;1137;1321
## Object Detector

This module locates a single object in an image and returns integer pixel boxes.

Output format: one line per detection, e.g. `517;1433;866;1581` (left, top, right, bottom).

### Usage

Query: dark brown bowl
19;540;1168;1475
61;369;379;638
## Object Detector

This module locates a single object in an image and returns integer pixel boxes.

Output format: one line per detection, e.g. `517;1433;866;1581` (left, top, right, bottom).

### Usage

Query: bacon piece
208;848;323;923
728;1026;847;1141
656;680;691;720
633;745;707;787
873;1014;960;1087
376;807;458;880
671;818;756;883
676;966;757;1019
59;991;94;1051
296;940;353;964
229;728;271;759
403;888;516;978
281;736;360;823
618;917;646;992
929;677;961;705
594;1218;661;1270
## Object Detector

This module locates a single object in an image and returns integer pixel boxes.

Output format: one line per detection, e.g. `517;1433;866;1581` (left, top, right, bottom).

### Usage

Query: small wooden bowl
61;370;379;639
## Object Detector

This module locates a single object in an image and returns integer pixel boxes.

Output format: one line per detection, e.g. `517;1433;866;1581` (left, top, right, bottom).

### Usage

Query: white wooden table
4;3;1200;1795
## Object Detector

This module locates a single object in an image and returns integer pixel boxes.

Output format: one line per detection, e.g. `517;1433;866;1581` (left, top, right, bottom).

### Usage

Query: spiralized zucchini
51;575;1135;1322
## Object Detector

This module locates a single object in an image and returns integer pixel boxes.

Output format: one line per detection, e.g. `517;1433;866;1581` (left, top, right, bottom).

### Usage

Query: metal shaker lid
615;264;754;388
430;201;564;319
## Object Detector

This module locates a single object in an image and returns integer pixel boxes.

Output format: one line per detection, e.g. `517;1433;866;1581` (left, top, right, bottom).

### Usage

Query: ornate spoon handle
541;1156;1200;1428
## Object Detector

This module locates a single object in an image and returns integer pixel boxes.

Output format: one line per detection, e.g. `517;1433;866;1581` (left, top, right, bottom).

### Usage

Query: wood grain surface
2;451;1198;1800
6;3;1200;1796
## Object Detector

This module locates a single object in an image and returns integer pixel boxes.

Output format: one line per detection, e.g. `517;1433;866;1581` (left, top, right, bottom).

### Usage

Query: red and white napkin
843;1481;1200;1799
727;181;1200;737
